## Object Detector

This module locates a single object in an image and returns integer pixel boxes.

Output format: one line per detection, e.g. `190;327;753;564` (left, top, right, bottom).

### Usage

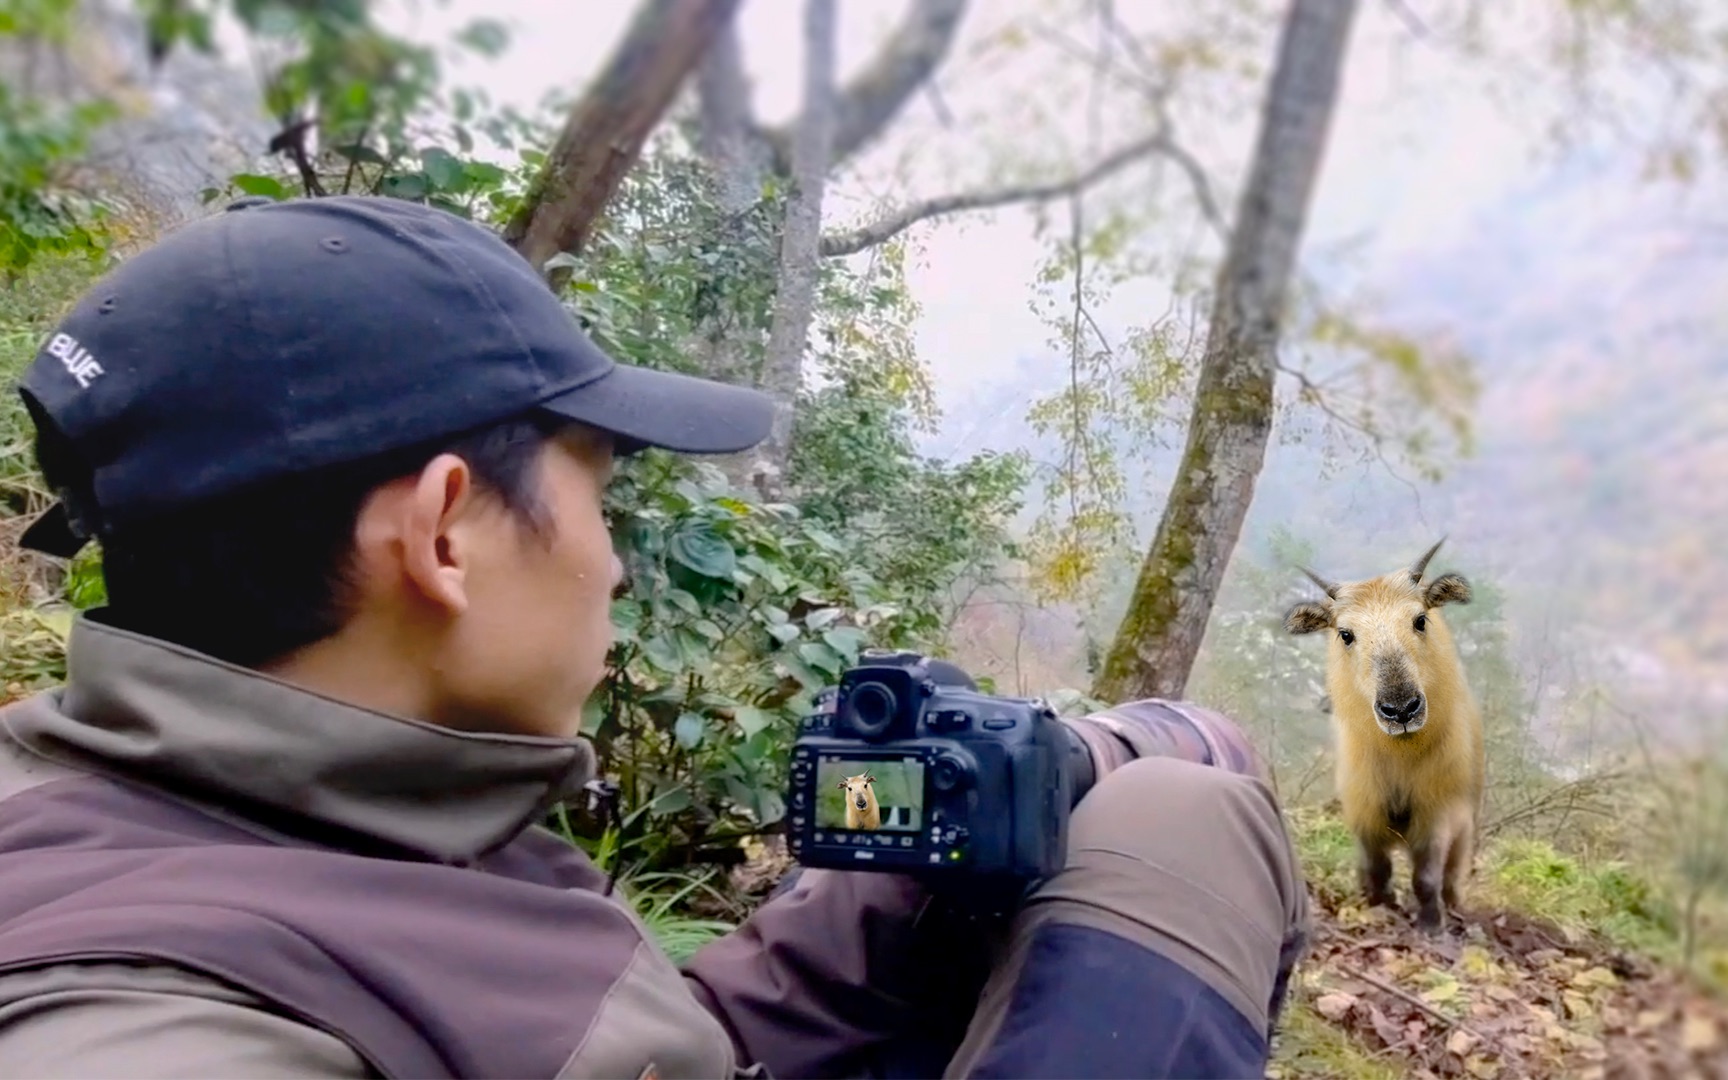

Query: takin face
838;773;879;820
1283;539;1473;739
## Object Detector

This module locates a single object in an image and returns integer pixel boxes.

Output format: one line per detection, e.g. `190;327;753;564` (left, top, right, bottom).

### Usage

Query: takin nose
854;796;867;810
1375;694;1424;724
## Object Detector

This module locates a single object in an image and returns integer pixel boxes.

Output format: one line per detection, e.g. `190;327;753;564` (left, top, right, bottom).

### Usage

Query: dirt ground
1277;886;1728;1079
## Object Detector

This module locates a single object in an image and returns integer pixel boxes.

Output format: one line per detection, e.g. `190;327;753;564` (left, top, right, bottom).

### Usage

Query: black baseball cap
15;195;774;557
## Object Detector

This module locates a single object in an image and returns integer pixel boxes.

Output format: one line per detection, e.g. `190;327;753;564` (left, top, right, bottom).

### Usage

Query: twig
1382;0;1431;39
1337;960;1502;1048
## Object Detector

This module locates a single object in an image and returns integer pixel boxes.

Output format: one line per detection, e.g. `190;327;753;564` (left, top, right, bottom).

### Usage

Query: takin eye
1338;629;1355;646
1413;613;1428;634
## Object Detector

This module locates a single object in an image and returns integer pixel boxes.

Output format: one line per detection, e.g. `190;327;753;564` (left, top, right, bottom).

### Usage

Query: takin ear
1284;601;1334;635
837;779;848;790
1424;572;1472;608
864;775;877;785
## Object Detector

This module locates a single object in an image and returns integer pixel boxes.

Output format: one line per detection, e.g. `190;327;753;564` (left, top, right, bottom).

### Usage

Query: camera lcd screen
815;755;925;833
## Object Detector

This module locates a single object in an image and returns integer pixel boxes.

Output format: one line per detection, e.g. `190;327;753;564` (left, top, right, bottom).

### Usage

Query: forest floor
1271;807;1728;1080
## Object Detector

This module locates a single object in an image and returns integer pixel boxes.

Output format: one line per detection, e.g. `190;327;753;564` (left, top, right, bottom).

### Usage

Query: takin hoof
1414;906;1449;936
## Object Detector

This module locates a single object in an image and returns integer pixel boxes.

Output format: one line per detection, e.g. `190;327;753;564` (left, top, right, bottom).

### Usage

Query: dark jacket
0;614;968;1079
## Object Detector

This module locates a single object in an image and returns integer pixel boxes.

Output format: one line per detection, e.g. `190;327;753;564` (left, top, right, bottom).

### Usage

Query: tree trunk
747;0;839;501
1092;0;1360;704
691;0;970;492
503;0;743;279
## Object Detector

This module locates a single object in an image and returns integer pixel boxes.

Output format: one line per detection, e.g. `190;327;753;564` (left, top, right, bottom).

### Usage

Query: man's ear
1284;601;1333;635
1424;572;1471;608
356;452;485;617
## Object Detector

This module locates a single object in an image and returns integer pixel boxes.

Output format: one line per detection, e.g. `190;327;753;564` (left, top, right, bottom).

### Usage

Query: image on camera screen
815;756;925;832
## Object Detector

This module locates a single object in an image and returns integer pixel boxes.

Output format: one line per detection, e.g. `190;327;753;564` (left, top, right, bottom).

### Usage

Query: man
0;195;1309;1078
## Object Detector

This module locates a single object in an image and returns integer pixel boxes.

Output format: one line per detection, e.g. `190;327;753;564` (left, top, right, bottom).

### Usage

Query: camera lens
842;681;897;739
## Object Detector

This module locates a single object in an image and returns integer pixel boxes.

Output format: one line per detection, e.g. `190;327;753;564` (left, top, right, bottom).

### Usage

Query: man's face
433;425;623;738
339;422;624;739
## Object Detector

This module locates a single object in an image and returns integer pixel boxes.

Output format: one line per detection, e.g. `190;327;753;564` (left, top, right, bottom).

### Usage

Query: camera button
982;717;1016;730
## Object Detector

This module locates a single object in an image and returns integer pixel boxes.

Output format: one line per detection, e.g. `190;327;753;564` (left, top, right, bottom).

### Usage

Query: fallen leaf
1459;945;1500;980
1562;990;1594;1021
1634;1009;1668;1030
1314;991;1357;1021
1484;984;1522;1004
1681;1013;1720;1053
1465;1053;1501;1079
1368;1003;1404;1049
1570;965;1618;991
1422;975;1464;1005
1448;1028;1481;1057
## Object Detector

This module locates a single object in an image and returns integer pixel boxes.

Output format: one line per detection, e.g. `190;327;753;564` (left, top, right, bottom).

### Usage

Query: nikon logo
46;332;104;388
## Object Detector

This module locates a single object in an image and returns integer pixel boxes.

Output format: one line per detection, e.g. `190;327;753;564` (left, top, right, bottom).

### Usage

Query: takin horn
1299;566;1340;600
1409;536;1447;583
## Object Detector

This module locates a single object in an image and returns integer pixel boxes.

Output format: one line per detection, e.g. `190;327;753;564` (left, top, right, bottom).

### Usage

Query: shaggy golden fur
1284;539;1486;933
838;773;881;831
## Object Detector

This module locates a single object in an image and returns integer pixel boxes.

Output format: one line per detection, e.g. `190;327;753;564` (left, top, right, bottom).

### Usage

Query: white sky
365;0;1606;440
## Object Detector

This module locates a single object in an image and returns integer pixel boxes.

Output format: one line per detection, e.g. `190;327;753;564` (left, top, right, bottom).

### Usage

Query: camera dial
931;752;973;793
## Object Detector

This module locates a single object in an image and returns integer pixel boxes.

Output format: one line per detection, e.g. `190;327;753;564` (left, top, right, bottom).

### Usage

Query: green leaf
580;695;607;736
642;633;683;673
420;147;464;191
668;526;736;579
805;607;843;631
692;618;725;642
666;589;701;617
455;16;511;56
767;622;800;646
674;712;706;750
738;553;789;591
733;705;772;738
380;172;429;200
822;626;867;658
333;143;388;166
230;173;287;199
797;641;843;676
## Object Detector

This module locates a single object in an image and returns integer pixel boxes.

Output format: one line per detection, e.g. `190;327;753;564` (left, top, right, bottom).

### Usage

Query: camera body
785;651;1086;897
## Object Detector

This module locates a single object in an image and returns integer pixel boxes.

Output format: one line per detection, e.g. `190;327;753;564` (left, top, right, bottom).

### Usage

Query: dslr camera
785;650;1097;903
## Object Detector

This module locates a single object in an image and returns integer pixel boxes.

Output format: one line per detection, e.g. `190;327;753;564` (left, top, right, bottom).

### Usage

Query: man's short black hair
37;412;565;668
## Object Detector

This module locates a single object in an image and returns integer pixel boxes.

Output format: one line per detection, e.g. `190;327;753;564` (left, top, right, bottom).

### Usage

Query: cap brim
17;503;87;558
539;363;775;456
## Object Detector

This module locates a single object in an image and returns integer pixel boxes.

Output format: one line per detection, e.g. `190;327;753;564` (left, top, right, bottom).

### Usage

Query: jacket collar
1;611;597;863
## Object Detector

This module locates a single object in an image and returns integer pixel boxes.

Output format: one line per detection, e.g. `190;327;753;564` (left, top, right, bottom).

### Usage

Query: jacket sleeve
680;868;995;1080
0;961;373;1079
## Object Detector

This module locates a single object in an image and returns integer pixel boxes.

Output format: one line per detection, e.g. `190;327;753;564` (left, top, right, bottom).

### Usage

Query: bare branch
760;0;969;173
820;128;1226;258
1382;0;1431;38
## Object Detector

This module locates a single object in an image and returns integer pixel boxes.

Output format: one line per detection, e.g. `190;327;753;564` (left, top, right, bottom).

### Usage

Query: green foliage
0;0;119;279
135;0;540;218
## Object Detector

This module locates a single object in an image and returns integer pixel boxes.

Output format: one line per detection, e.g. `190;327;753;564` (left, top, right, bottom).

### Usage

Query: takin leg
1410;828;1455;934
1357;831;1397;910
1442;815;1477;916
